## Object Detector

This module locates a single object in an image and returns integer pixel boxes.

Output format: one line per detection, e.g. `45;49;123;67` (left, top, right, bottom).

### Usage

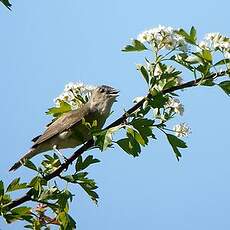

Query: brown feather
32;104;90;147
9;148;38;171
31;135;41;142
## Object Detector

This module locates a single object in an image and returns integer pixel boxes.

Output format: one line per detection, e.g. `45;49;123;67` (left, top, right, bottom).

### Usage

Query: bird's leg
53;145;68;161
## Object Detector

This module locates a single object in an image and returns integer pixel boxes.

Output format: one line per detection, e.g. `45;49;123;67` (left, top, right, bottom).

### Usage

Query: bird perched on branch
10;85;119;171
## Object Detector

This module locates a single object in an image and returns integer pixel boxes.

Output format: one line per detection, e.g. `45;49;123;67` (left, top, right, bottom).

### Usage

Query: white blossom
154;64;163;76
54;82;96;109
165;65;175;74
197;41;209;50
173;123;191;137
224;52;230;59
176;76;183;85
165;97;184;116
137;25;187;51
206;33;230;51
199;32;230;55
175;54;183;61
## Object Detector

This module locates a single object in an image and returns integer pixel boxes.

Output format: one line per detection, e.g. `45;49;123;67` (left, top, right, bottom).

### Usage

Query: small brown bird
10;85;119;171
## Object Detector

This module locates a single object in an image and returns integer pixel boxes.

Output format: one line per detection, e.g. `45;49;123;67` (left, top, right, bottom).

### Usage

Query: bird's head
91;85;119;102
89;85;119;114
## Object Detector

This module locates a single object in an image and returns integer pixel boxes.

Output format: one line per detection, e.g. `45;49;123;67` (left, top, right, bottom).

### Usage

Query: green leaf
95;129;113;151
76;155;100;172
4;206;32;223
42;153;61;174
1;194;11;205
176;28;196;44
176;29;190;40
199;79;215;87
57;190;73;211
24;160;38;171
202;49;212;63
64;172;99;204
214;58;230;66
62;173;98;204
4;214;19;223
0;180;4;196
163;77;180;90
60;175;75;183
190;26;197;43
138;65;149;84
0;0;11;10
46;100;71;118
196;63;210;75
192;51;212;64
122;39;147;52
148;93;168;109
79;183;99;204
28;176;47;196
6;178;27;192
66;214;77;229
218;81;230;96
74;172;89;181
44;154;53;160
132;118;155;144
117;138;131;154
94;126;121;151
166;134;187;160
11;206;31;215
39;187;60;203
127;127;145;146
57;211;76;229
117;136;141;157
57;211;69;228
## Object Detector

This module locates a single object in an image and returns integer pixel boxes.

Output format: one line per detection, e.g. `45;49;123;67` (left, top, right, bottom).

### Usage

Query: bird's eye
100;88;105;93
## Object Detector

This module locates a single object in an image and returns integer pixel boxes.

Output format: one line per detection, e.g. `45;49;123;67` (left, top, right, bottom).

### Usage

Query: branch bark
4;69;229;211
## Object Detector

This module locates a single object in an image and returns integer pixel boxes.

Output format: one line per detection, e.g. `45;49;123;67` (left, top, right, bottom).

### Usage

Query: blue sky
0;0;230;229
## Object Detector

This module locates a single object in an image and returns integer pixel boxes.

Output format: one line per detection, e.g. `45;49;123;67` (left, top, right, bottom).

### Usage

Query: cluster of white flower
54;82;96;109
198;32;230;58
173;123;191;137
137;25;187;51
165;97;184;116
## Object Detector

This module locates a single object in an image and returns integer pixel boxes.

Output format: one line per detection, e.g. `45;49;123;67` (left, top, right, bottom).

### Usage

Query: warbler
10;85;119;171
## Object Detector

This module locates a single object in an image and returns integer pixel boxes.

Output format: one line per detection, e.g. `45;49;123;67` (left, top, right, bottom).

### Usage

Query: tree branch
4;69;229;211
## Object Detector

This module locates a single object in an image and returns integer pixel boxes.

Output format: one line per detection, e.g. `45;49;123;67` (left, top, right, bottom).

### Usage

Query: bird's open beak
109;87;119;102
110;87;119;96
112;91;120;97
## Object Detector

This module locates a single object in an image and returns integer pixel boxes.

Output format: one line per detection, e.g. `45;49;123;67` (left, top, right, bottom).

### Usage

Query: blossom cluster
165;97;184;116
173;123;191;137
137;25;187;51
198;32;230;58
54;82;95;109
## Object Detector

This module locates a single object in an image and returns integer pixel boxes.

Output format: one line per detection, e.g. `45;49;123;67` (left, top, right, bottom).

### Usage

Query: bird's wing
32;105;89;146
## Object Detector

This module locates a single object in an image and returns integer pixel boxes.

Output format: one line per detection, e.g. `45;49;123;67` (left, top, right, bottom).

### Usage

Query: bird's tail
9;147;38;171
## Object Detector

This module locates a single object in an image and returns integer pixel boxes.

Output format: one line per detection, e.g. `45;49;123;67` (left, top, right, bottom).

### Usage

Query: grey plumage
10;85;119;171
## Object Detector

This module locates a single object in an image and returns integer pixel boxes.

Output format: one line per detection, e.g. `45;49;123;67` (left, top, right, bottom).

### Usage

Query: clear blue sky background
0;0;230;229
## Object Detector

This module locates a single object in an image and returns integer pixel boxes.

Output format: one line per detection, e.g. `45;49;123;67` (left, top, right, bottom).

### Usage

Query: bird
9;85;119;171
